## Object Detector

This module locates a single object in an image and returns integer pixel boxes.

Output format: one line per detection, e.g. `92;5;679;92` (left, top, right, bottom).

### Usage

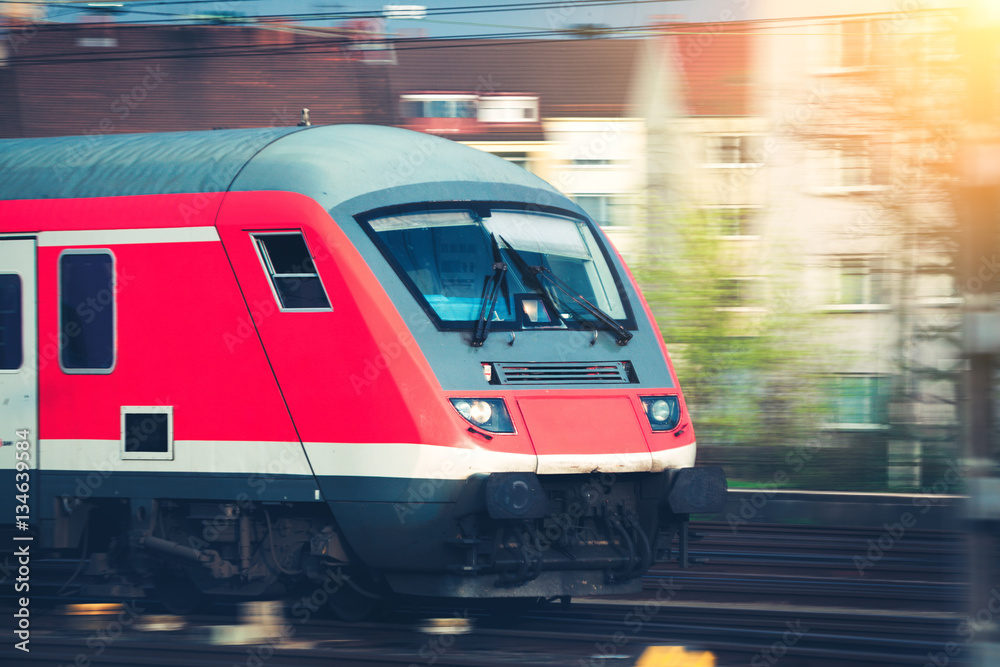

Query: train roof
0;124;561;209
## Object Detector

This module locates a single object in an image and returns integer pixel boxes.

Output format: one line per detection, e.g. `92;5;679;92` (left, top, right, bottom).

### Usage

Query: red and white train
0;125;725;616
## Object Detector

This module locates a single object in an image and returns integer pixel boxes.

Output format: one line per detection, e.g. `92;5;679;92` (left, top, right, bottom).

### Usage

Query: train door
0;238;38;526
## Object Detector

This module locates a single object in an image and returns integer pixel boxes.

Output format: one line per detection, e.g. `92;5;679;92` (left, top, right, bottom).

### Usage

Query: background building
0;3;973;490
750;0;963;487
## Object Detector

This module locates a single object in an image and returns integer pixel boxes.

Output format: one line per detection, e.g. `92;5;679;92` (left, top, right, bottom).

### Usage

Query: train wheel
152;568;205;615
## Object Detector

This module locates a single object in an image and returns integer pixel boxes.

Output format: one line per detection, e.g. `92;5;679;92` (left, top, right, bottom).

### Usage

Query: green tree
635;208;835;486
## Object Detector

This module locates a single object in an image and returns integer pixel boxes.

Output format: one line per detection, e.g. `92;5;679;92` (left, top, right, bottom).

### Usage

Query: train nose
515;396;654;474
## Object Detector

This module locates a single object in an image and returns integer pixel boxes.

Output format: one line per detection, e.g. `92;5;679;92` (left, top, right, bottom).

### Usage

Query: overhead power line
0;0;957;29
1;4;960;68
0;0;681;24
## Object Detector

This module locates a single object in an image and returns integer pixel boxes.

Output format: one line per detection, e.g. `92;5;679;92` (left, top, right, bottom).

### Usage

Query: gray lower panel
33;470;321;516
30;470;464;507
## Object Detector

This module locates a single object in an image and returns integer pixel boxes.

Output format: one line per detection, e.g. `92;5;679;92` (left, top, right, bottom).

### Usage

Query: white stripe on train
38;226;220;247
38;439;696;478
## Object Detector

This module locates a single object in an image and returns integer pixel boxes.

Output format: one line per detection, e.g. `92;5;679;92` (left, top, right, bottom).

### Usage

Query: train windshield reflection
367;208;629;327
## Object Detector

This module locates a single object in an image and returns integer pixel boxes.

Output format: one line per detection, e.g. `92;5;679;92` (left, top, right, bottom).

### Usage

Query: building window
838;19;872;69
121;406;173;461
59;251;115;373
253;232;332;310
838;138;872;187
477;96;539;123
705;135;758;165
572;195;626;227
430;99;475;119
401;96;477;119
830;375;887;425
837;257;883;305
711;207;758;236
809;138;881;189
0;274;22;370
717;277;760;308
493;152;530;170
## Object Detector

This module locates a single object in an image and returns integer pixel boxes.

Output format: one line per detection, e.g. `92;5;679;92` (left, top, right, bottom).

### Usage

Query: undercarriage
38;467;725;618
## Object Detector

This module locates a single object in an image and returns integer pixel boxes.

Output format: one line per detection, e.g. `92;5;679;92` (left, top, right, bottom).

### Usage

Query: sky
33;0;748;36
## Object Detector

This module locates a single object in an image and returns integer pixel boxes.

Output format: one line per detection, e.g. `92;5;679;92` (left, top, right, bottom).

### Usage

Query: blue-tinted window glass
368;210;629;325
401;100;423;118
831;375;887;424
60;253;114;370
0;274;22;370
456;101;477;118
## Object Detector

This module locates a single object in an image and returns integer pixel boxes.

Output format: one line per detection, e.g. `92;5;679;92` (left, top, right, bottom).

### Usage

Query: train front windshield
366;209;631;331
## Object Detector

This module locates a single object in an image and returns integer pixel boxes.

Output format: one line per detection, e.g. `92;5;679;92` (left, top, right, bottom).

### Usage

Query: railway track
647;521;963;610
0;520;964;665
7;522;962;597
686;522;961;576
0;600;966;666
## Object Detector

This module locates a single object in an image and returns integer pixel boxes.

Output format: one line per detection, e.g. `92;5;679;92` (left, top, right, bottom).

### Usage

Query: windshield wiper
499;236;633;346
471;233;508;347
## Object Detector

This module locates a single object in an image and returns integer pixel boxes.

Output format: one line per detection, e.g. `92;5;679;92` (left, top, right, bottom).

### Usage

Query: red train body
0;125;725;615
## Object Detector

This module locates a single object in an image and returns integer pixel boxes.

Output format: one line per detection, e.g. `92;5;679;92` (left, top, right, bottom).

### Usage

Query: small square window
121;406;173;461
254;233;332;310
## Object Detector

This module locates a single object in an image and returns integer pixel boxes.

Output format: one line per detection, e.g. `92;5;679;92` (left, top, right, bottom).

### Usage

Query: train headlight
650;399;673;422
453;400;473;420
450;398;515;433
641;395;681;431
469;400;493;424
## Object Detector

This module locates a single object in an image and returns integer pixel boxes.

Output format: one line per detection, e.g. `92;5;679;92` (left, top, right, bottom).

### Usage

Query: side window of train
59;250;115;373
0;274;23;370
121;406;173;461
252;232;332;311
